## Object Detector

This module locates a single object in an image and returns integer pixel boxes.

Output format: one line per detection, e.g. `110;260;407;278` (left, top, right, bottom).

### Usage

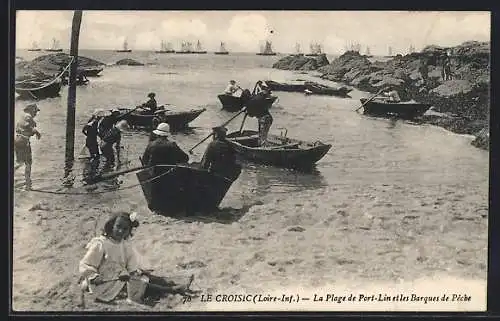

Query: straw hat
115;120;130;132
152;123;170;136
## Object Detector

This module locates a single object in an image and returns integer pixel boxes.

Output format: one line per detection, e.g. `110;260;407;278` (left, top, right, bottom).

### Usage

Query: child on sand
79;211;195;305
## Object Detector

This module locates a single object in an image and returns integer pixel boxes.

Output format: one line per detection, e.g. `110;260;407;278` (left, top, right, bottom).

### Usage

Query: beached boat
116;106;206;131
217;94;278;112
116;39;132;53
359;98;432;119
45;38;63;52
214;42;229;55
136;163;241;214
256;41;277;56
264;80;306;92
226;130;332;170
15;78;62;100
304;81;352;97
79;66;104;77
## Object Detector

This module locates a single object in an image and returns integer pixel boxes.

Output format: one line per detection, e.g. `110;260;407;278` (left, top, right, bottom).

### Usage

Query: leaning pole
63;10;83;186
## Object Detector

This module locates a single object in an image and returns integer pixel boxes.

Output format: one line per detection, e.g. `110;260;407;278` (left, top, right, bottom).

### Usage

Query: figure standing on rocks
14;104;42;190
443;56;453;81
418;59;429;85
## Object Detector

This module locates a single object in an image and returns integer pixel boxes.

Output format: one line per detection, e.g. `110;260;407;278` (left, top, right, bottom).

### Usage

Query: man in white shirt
383;87;401;102
224;80;242;97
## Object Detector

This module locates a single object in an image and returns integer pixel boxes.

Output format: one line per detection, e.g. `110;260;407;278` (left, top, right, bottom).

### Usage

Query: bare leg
25;163;32;190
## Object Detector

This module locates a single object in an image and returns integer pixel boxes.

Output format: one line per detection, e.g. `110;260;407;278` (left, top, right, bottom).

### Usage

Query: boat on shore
79;66;104;77
45;38;63;52
359;98;432;119
226;130;332;170
265;80;352;97
15;78;62;100
116;106;206;131
214;42;229;55
256;41;277;56
116;39;132;53
217;94;278;112
136;163;241;215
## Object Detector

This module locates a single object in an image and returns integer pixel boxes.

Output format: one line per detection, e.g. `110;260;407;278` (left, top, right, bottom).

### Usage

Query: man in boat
245;98;274;147
253;80;271;97
200;126;241;181
141;123;189;167
14;103;42;190
98;109;122;139
224;80;242;97
82;109;105;160
100;119;129;169
382;86;401;103
140;92;158;114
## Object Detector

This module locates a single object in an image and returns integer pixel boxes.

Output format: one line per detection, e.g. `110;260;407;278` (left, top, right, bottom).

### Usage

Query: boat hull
116;50;132;53
117;107;206;131
136;164;239;215
15;80;62;100
80;67;103;77
217;94;277;112
214;52;229;55
360;98;432;119
226;130;332;170
265;80;352;97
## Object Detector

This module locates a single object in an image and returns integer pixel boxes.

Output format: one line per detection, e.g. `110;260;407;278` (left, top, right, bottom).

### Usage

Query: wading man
14;104;42;190
100;120;129;169
200;126;241;181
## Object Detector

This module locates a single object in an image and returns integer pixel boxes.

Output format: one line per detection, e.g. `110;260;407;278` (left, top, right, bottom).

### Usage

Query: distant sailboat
385;46;394;57
295;43;303;55
193;40;207;54
175;41;194;54
364;46;373;58
214;42;229;55
256;41;277;56
155;40;174;53
408;44;415;54
45;38;63;52
306;43;323;56
28;41;41;52
116;39;132;53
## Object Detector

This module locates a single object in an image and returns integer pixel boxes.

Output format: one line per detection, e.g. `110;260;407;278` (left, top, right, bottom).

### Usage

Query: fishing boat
27;41;41;52
15;78;62;100
359;98;432;119
264;80;306;92
116;106;206;131
155;40;175;53
175;41;194;54
214;42;229;55
136;163;241;215
303;81;352;97
79;66;104;77
305;43;322;57
45;38;63;52
116;39;132;53
217;93;277;112
226;130;332;170
256;41;277;56
193;40;207;54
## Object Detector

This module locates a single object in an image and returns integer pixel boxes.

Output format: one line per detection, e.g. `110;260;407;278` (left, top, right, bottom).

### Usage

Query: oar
115;105;144;120
188;108;247;154
354;87;387;112
87;165;152;184
238;113;248;133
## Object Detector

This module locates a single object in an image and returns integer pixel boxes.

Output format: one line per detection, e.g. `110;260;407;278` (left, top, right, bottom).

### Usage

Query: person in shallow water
141;123;189;167
140;92;158;113
245;97;274;147
14;103;42;190
98;109;122;139
100;120;129;169
82;109;105;160
200;126;242;181
78;211;195;305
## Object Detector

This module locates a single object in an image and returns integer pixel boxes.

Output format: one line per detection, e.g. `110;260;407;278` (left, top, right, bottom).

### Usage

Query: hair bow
129;212;138;222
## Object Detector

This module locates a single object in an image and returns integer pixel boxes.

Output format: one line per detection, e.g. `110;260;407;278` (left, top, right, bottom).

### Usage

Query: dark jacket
200;139;240;180
143;98;158;113
245;95;271;118
142;137;189;166
98;115;119;139
82;117;100;141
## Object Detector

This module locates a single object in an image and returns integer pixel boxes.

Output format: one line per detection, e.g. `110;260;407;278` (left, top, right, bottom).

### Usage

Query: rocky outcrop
15;53;105;81
115;58;144;66
317;42;490;148
272;54;329;71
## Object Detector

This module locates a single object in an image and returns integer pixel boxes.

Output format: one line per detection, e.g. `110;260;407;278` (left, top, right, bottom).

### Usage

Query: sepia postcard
12;10;490;312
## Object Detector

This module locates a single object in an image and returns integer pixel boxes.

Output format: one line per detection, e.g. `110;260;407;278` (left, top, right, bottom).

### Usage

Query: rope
16;168;174;195
15;56;75;91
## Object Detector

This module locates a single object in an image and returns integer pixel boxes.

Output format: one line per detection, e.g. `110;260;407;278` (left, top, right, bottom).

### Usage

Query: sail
123;39;128;51
196;40;202;51
32;41;38;49
295;43;301;54
388;46;393;56
51;38;59;50
220;42;227;52
262;41;274;54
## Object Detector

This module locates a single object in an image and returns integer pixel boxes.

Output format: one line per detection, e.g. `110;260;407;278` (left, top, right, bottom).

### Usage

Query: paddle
238;113;248;133
115;105;144;120
354;87;388;112
188;108;247;154
87;165;152;184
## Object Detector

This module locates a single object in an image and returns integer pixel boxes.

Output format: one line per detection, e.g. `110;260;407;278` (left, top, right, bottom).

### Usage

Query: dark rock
272;53;329;71
115;58;144;66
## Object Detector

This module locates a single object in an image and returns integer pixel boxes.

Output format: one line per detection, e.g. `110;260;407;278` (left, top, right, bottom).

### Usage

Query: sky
16;11;490;55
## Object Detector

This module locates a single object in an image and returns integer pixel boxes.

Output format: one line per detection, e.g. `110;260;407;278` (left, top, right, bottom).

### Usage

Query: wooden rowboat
226;130;332;170
217;94;277;112
360;98;432;119
136;164;241;215
117;107;206;131
15;78;62;100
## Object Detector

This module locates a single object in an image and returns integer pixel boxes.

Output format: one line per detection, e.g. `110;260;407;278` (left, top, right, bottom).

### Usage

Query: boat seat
231;134;259;141
265;143;300;149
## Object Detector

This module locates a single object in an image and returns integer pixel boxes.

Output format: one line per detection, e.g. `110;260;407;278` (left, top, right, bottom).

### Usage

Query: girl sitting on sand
79;211;195;305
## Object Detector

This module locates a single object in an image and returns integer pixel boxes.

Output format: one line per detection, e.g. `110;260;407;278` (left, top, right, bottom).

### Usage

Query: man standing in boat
14;103;42;190
200;126;241;181
141;92;158;113
253;80;271;97
141;123;189;167
224;80;242;97
245;97;274;147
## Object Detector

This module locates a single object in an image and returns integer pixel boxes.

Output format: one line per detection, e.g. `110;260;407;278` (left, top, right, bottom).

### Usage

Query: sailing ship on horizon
116;39;132;53
256;40;277;56
214;42;229;55
194;40;207;54
45;38;63;52
385;46;394;57
155;40;174;53
305;43;323;56
28;41;41;52
295;43;303;55
364;46;373;58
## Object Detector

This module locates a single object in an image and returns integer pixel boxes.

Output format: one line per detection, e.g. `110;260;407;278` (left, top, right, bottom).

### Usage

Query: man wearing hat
140;92;158;114
82;109;105;160
141;123;189;168
200;126;241;181
98;109;122;139
14;104;42;190
101;120;129;169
